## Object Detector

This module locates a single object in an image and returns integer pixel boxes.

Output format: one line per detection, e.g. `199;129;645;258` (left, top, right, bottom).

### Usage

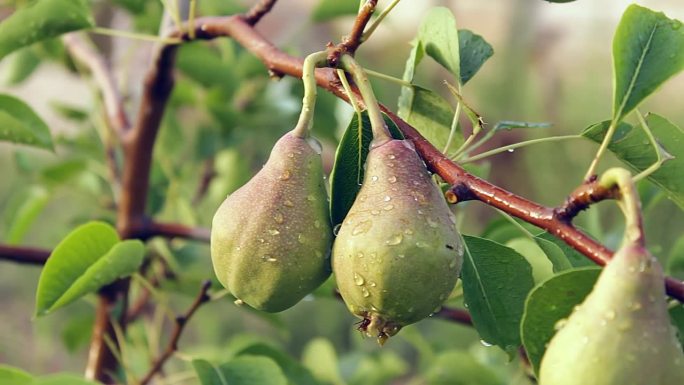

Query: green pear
332;139;463;343
211;131;333;312
539;243;684;384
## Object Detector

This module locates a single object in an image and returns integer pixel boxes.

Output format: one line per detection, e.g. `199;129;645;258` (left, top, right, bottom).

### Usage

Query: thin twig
0;245;50;264
435;306;473;326
193;159;216;205
144;222;211;242
62;33;131;136
243;0;279;25
331;0;378;62
139;280;212;385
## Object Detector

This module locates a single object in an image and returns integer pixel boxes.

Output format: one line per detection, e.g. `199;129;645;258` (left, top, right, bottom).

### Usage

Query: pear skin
211;132;333;312
539;244;684;384
332;139;463;343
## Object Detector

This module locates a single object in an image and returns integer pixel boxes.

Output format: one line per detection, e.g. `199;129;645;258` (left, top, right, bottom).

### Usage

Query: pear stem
292;50;330;138
340;54;392;146
598;168;645;248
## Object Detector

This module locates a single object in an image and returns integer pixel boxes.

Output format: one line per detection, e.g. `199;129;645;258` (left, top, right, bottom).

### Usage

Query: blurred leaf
0;94;53;150
1;47;41;85
61;311;94;352
418;7;460;79
329;111;403;226
536;232;598;268
542;0;577;3
461;235;535;354
199;0;245;16
0;0;93;60
520;267;601;373
423;350;503;385
0;365;32;385
667;235;684;280
311;0;357;22
458;29;493;85
398;86;461;152
612;5;684;121
193;356;287;385
345;351;408;385
534;236;573;273
49;101;89;122
41;159;87;186
492;121;551;132
5;185;49;244
582;114;684;209
112;0;148;13
302;338;344;385
178;42;237;94
35;222;145;316
236;342;321;385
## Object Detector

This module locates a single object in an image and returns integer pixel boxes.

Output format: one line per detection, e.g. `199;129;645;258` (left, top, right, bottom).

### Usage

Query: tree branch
0;244;50;264
139;280;212;385
243;0;279;25
142;222;211;242
436;306;473;326
334;0;378;59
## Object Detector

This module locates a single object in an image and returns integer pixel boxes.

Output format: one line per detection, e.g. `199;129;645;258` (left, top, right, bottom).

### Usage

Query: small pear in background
539;243;684;384
211;132;333;312
333;139;463;344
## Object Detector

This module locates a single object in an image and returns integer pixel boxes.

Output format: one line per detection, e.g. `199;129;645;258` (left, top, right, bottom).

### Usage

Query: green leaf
669;304;684;348
582;115;684;209
112;0;148;14
505;238;554;283
193;356;287;385
329;111;403;226
35;222;145;316
612;4;684;121
302;338;343;385
461;235;536;354
417;7;460;79
423;350;503;385
5;186;49;244
0;0;94;60
520;267;602;373
397;86;462;152
235;342;321;385
458;29;494;85
667;235;684;280
0;365;33;385
492;120;552;132
534;237;573;273
1;47;41;86
0;94;53;150
536;231;597;268
311;0;358;22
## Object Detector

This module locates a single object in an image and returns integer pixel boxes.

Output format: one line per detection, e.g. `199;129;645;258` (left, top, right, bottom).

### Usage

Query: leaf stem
340;54;392;145
291;51;329;138
597;168;644;247
633;109;673;182
364;68;412;87
584;119;617;180
361;0;403;42
443;100;462;154
460;135;583;163
337;69;362;115
90;27;182;44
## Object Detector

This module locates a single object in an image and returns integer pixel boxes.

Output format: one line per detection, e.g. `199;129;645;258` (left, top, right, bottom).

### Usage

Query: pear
539;243;684;384
211;131;333;312
332;139;463;343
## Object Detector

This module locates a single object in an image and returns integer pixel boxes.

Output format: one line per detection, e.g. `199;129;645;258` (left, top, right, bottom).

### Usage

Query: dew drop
383;204;394;211
236;246;241;251
353;272;365;286
315;250;323;258
630;302;642;311
274;213;284;223
287;152;294;158
408;307;414;313
268;229;280;235
356;252;364;258
388;176;397;183
314;220;321;229
397;254;405;259
307;194;316;202
427;218;439;228
387;154;396;160
387;162;395;168
480;339;494;347
361;287;370;297
507;149;515;153
386;234;403;245
278;170;292;180
234;299;244;306
404;229;414;235
333;223;342;235
605;310;616;320
416;241;429;248
283;199;294;207
352;220;372;235
449;259;457;269
266;257;277;262
383;196;391;202
297;234;307;243
371;175;379;182
371;209;381;215
554;318;568;331
257;238;265;243
370;282;376;287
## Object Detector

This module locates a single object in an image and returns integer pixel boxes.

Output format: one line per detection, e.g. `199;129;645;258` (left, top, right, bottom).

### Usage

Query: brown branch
142;222;211;242
0;244;50;264
139;280;212;385
243;0;279;25
553;179;618;221
436;306;473;326
334;0;378;59
193;158;216;205
168;16;684;301
62;33;131;136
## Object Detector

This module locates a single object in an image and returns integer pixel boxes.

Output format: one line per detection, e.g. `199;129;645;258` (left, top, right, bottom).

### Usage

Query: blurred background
1;0;683;383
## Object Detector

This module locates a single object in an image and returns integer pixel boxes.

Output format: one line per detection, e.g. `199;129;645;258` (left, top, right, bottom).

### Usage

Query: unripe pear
211;131;333;312
539;243;684;385
332;139;463;343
